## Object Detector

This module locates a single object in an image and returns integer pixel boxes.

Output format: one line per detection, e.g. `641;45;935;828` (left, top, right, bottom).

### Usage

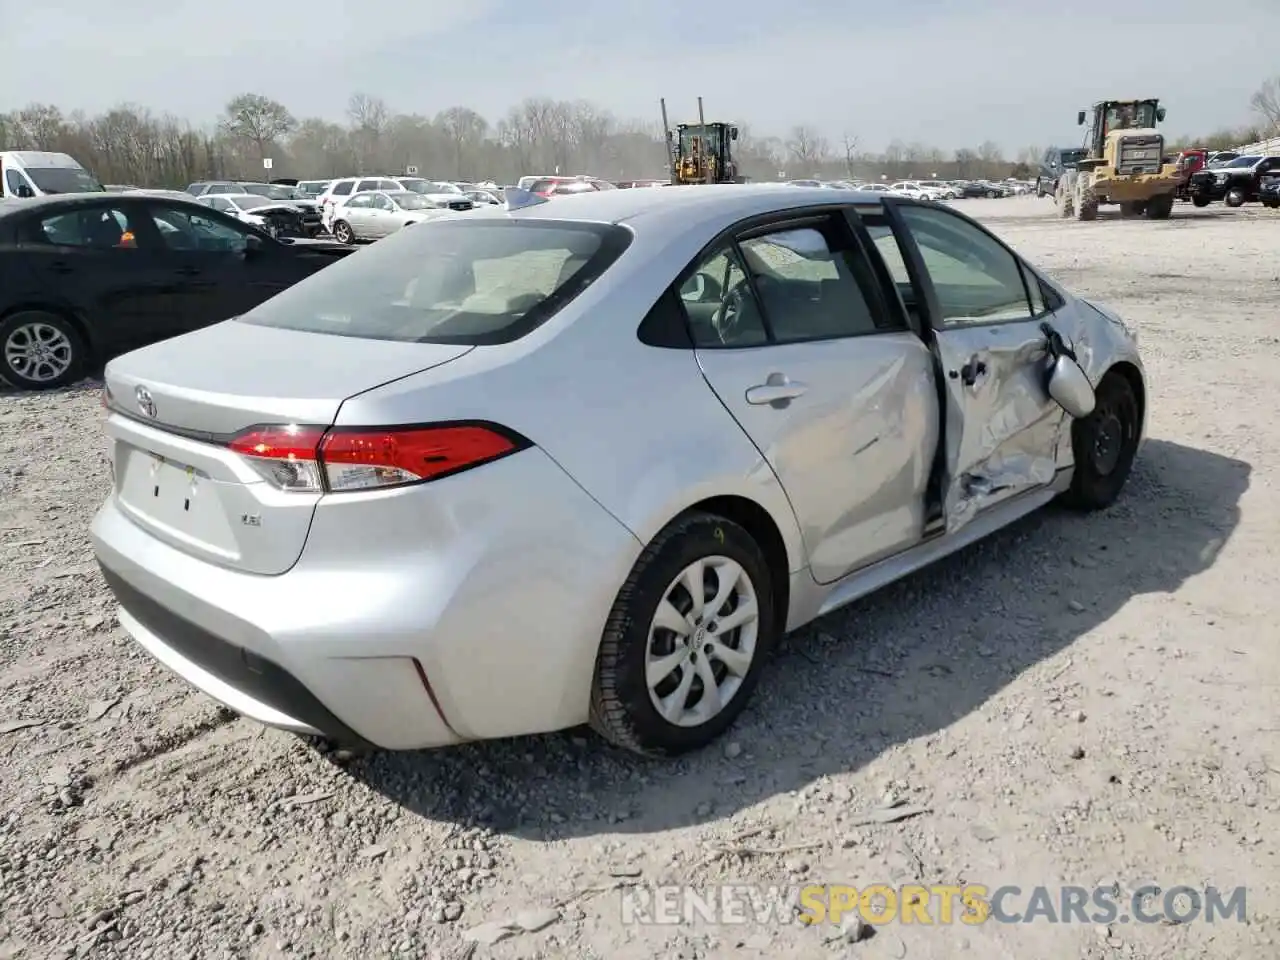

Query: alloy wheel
4;321;74;383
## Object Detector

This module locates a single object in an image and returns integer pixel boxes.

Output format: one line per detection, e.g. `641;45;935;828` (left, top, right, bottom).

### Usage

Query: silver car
329;190;447;243
91;185;1146;756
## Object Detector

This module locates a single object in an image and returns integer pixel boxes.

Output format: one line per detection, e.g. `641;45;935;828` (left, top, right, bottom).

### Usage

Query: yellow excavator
660;97;747;185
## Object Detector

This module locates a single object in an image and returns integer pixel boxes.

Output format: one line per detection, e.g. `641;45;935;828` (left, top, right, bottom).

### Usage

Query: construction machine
660;98;747;185
1057;99;1180;221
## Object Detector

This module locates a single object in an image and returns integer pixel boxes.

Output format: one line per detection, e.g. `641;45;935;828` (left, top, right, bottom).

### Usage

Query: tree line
1;82;1276;189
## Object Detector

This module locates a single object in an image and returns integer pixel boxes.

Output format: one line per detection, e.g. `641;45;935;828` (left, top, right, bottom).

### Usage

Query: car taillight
226;423;527;493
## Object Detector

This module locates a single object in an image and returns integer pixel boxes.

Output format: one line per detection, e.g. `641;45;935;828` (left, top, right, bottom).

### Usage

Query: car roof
470;183;886;229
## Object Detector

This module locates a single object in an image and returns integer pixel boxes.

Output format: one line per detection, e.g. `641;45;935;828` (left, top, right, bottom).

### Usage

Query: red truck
1173;149;1209;200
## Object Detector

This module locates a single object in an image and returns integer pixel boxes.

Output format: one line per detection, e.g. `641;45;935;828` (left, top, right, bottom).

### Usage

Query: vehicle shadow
343;438;1247;840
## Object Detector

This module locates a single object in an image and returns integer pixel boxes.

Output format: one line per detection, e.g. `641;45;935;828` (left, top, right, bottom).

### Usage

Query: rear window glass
236;219;633;345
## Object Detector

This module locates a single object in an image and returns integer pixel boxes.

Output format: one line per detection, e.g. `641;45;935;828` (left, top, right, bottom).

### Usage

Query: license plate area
116;445;240;558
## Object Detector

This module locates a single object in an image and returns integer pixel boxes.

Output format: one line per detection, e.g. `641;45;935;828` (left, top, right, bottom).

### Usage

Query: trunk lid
104;321;473;575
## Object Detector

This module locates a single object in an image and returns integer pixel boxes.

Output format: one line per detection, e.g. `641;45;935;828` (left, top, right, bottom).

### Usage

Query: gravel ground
1;196;1277;960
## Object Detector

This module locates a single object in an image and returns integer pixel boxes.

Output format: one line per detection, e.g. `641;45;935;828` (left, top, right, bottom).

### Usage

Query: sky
2;0;1278;153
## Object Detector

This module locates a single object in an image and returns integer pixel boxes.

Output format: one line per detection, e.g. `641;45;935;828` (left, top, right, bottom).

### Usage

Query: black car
1261;175;1280;209
1188;155;1280;207
0;194;353;390
1036;147;1088;197
958;181;999;198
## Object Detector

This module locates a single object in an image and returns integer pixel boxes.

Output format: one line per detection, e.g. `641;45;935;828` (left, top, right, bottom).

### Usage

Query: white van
1;151;104;199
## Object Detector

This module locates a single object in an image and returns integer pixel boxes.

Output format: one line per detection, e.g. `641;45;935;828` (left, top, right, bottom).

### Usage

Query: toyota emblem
135;386;156;418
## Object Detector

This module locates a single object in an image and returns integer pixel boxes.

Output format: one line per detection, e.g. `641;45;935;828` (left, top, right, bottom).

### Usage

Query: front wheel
1191;194;1211;207
1224;188;1245;208
1062;370;1141;511
589;513;776;756
0;311;86;390
332;220;354;244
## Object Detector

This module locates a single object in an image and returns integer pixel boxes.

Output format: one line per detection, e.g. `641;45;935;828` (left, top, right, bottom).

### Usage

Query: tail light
226;422;528;493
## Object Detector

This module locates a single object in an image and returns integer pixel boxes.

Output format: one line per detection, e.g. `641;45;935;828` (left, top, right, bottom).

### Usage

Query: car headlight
242;213;265;224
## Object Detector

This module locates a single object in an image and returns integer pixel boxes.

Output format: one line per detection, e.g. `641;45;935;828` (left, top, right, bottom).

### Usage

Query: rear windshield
236;219;633;345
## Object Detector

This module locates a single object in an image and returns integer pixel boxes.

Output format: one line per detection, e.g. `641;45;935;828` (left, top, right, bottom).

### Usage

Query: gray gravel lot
1;196;1277;960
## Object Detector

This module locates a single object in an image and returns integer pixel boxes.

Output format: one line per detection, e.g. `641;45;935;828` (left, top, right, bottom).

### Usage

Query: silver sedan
91;184;1146;756
330;190;449;243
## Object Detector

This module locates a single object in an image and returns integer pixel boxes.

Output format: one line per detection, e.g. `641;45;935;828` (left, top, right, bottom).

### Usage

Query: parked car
1188;155;1280;207
958;181;996;198
1206;151;1240;168
316;177;409;231
89;184;1145;756
195;193;323;238
388;178;477;212
104;184;141;193
888;182;928;199
527;176;616;197
0;194;353;389
2;151;104;199
329;190;452;243
1036;146;1085;199
294;180;332;199
1259;173;1280;208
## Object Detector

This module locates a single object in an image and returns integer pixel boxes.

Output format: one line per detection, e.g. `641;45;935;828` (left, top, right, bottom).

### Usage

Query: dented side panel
934;318;1068;531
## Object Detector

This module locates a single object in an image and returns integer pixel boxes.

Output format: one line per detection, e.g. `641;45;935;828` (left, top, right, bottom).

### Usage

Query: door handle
745;374;808;406
954;357;987;387
175;266;201;277
46;261;73;274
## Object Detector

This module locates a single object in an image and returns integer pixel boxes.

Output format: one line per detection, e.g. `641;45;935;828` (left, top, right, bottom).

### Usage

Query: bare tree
435;107;489;178
953;148;978;178
1250;78;1280;136
840;132;858;178
220;93;295;161
786;125;829;171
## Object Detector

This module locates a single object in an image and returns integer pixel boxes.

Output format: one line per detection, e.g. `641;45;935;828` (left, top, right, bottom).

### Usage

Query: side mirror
1040;322;1095;418
15;183;34;198
243;233;265;257
1156;107;1166;122
1077;111;1086;126
730;127;739;141
1047;354;1095;418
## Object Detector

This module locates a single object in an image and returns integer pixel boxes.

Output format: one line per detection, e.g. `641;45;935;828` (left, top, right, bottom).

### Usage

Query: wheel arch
1102;360;1146;437
0;302;97;360
674;494;792;636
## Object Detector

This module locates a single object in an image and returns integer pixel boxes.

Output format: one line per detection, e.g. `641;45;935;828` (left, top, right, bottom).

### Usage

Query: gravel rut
1;197;1277;960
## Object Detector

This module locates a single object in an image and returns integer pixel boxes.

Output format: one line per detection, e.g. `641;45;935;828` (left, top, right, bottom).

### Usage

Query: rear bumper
100;564;372;746
91;448;643;750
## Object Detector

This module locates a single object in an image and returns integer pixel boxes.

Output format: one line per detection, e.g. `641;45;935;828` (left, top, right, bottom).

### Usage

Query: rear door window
31;205;146;249
331;181;354;196
237;219;632;345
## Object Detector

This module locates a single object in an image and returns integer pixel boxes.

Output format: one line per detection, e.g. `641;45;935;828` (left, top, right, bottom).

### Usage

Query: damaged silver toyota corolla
91;185;1147;757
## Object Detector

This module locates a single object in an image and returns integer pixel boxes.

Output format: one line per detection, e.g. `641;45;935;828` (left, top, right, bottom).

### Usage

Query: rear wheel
0;310;86;390
589;513;776;756
1063;370;1140;511
332;220;354;244
1145;193;1174;219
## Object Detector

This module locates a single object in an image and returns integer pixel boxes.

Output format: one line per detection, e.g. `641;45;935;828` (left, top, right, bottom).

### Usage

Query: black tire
1191;194;1211;207
1145;193;1174;219
0;310;87;390
589;512;777;756
1062;370;1141;511
332;220;354;244
1224;188;1245;208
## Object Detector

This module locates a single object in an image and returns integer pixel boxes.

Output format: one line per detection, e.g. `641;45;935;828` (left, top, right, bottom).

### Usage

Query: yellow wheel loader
660;97;747;186
1057;99;1180;221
